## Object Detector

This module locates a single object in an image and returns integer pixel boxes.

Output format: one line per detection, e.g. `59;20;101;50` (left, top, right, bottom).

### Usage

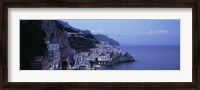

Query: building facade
47;42;61;70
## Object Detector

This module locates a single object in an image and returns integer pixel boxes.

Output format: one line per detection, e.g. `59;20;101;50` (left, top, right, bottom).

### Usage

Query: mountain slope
94;34;120;46
58;21;120;46
57;21;100;52
57;20;81;32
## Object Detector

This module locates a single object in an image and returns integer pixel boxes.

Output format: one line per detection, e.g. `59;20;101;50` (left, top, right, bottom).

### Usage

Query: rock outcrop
109;52;135;64
41;20;73;59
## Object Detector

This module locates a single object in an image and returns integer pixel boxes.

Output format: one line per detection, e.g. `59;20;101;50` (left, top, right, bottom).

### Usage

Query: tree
125;52;129;57
110;51;115;58
95;57;98;62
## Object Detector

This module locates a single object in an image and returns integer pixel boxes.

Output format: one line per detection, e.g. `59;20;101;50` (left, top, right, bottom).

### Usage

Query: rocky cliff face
20;20;74;69
41;20;73;59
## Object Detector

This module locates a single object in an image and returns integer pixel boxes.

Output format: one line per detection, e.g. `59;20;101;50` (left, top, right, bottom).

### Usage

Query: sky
62;20;180;46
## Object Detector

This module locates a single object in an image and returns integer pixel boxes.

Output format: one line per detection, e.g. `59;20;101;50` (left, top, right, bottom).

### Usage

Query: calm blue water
106;45;180;70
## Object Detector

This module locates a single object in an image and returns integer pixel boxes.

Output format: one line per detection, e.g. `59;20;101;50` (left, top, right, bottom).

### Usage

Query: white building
80;52;89;57
47;42;60;70
48;43;59;51
87;53;99;61
67;32;77;37
98;55;109;61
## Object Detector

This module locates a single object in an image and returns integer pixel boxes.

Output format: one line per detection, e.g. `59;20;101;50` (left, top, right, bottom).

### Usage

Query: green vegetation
68;36;97;52
55;20;65;31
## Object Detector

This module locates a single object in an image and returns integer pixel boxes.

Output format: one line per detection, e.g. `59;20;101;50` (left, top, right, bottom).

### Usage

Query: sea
105;45;180;70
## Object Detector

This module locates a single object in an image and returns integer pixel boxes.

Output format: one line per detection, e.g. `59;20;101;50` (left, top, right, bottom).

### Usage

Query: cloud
147;30;169;34
133;30;170;35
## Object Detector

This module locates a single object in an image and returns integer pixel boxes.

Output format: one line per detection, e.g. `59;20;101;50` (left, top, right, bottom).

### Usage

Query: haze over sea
106;45;180;70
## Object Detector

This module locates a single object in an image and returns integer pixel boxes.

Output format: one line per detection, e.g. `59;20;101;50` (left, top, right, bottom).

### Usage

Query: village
40;40;122;70
70;41;121;70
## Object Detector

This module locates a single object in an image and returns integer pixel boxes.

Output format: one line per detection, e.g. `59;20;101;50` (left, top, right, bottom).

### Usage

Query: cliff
41;20;73;59
20;20;74;69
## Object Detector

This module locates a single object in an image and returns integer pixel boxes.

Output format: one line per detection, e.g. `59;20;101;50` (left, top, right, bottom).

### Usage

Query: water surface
106;45;180;70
